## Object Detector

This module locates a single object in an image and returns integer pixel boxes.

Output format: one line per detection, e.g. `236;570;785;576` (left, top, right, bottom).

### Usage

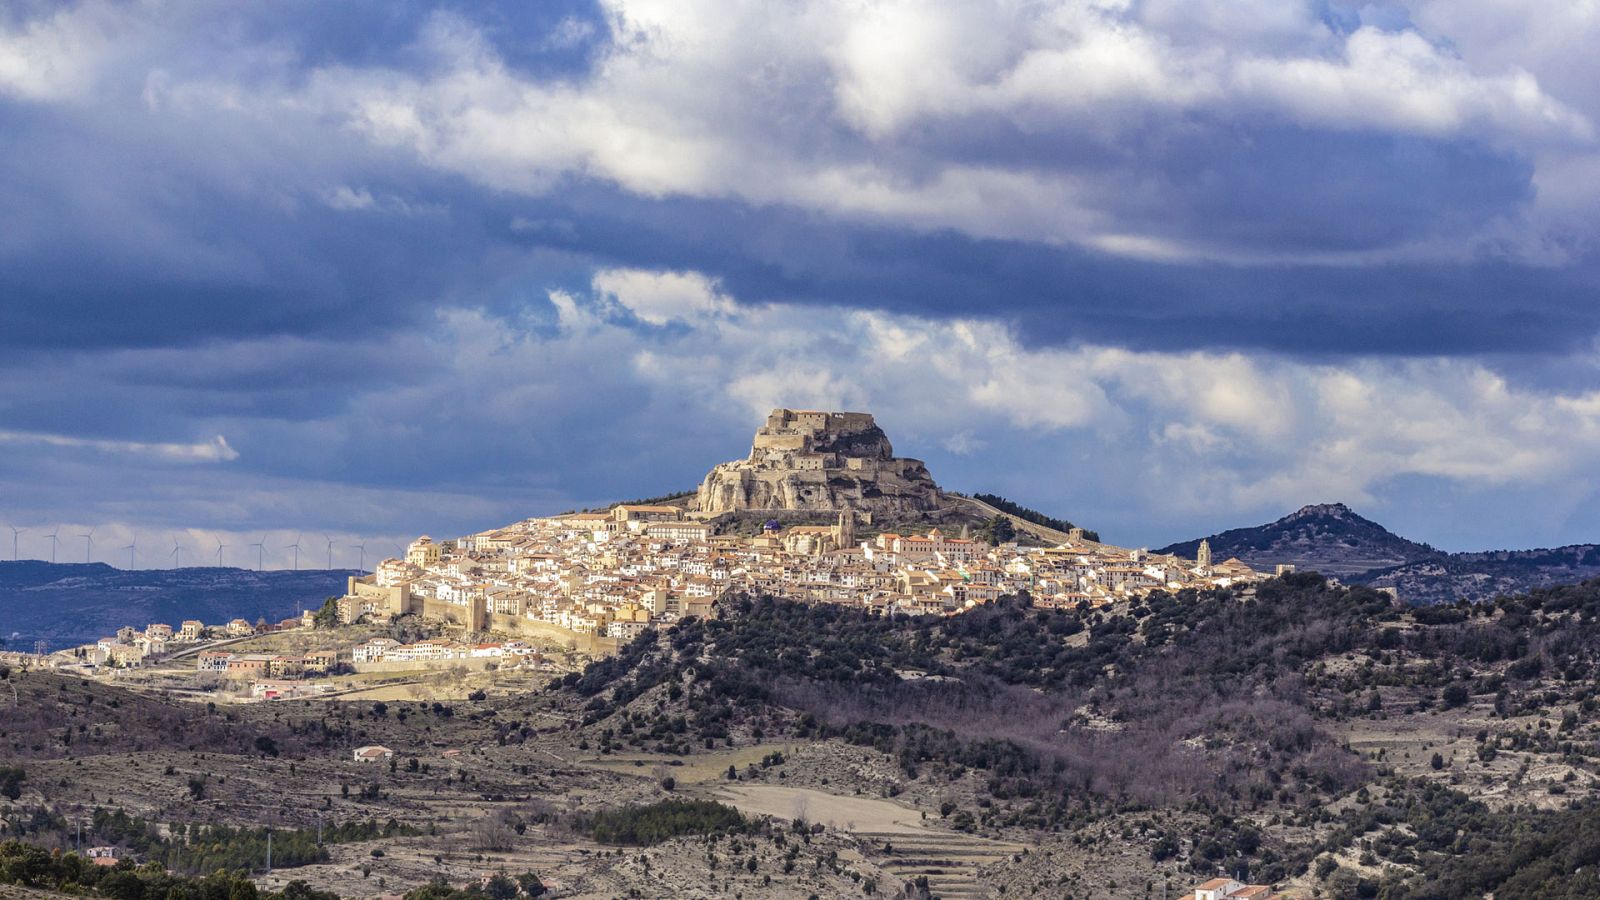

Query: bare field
712;783;925;833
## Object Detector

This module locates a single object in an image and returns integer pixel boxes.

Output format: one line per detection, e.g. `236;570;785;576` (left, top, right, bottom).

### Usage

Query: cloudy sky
3;0;1600;567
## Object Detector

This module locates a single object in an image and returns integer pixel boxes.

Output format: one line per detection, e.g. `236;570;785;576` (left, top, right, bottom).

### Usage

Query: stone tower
833;510;856;548
1197;539;1213;569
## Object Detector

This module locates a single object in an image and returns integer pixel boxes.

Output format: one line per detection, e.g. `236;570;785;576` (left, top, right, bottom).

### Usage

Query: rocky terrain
695;409;943;517
8;576;1600;898
1159;503;1440;578
1362;544;1600;605
1162;503;1600;603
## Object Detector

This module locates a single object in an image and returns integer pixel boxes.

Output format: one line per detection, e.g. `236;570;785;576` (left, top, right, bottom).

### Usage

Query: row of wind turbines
4;525;387;573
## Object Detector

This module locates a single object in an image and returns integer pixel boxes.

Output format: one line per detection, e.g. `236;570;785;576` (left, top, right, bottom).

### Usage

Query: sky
3;0;1600;568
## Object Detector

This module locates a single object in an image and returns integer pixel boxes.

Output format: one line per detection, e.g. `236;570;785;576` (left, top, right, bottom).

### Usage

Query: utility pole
266;828;272;874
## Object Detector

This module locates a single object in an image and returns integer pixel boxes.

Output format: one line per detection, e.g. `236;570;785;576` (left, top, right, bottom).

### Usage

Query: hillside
1363;544;1600;605
7;578;1600;898
0;561;355;651
1161;503;1600;603
1159;502;1441;577
543;577;1600;898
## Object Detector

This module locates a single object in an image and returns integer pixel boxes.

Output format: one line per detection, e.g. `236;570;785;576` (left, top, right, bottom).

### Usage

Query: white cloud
0;2;125;102
283;1;1592;261
943;430;987;456
0;430;239;463
13;265;1598;551
533;268;1600;516
10;1;1597;262
1231;28;1591;141
592;268;738;326
323;185;377;211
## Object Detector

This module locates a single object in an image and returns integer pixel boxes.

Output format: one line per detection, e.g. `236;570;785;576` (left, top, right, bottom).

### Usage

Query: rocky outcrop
695;409;943;516
1158;503;1441;578
1160;503;1600;603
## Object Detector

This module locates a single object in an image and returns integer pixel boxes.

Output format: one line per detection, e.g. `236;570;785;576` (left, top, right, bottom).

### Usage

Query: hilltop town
220;409;1263;683
20;410;1264;699
330;410;1262;663
3;412;1597;900
335;499;1258;664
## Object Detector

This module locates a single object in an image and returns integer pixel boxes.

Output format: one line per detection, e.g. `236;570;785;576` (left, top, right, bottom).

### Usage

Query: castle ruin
695;409;944;515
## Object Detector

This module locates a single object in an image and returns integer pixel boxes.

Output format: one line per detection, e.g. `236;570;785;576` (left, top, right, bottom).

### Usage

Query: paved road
164;634;256;661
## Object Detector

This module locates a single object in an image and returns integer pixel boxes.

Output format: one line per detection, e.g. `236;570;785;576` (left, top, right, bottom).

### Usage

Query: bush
574;800;752;846
0;768;23;801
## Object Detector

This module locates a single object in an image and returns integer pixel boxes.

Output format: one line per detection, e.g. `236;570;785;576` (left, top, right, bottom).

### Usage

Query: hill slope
0;561;355;650
547;577;1600;897
1161;504;1600;603
1158;503;1441;577
1362;544;1600;605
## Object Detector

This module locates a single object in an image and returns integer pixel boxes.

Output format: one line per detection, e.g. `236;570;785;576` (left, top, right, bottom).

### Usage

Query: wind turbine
215;538;227;568
353;542;366;574
288;533;302;571
170;540;182;569
324;535;335;570
79;529;94;564
250;536;267;571
8;526;21;561
46;527;59;563
123;534;137;570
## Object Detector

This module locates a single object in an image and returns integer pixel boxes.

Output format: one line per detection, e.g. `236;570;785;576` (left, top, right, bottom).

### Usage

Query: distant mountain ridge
0;561;356;651
1160;503;1600;603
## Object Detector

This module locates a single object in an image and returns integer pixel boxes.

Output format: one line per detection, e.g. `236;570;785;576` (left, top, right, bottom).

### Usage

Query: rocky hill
695;408;943;517
1362;544;1600;605
1161;504;1600;603
1159;503;1441;577
0;561;355;651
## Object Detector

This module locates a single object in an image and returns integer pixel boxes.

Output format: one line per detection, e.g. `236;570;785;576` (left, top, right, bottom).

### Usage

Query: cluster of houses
195;647;338;679
336;503;1262;646
85;613;310;668
350;637;542;664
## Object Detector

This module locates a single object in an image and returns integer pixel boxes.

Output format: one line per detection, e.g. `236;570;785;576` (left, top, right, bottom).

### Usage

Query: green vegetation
402;872;546;899
574;490;696;514
554;574;1600;887
0;766;23;801
5;807;418;876
1298;779;1600;899
0;839;338;900
971;514;1016;546
572;799;753;846
310;596;341;629
970;493;1099;541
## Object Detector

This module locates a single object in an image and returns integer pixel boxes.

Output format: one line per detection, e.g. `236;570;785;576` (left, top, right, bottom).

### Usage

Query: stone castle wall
697;408;943;515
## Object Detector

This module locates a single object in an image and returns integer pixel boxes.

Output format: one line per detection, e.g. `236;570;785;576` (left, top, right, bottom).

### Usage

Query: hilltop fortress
695;409;944;516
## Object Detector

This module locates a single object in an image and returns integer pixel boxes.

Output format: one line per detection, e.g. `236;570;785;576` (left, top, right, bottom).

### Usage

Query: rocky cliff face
695;409;943;515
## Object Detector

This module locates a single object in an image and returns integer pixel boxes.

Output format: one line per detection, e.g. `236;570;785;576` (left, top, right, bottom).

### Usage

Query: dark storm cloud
0;0;1590;361
495;185;1599;357
1;0;1598;554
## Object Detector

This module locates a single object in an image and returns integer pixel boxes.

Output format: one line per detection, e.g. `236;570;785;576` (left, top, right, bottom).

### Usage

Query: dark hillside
553;575;1600;888
1362;543;1600;604
1159;503;1440;576
1161;504;1600;603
